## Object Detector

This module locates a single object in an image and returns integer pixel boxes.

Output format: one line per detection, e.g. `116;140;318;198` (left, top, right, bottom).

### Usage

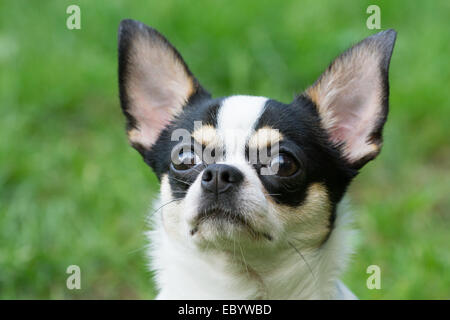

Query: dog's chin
189;207;273;246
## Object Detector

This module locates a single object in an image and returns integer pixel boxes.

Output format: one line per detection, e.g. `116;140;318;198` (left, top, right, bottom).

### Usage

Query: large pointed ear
118;19;210;155
305;30;396;168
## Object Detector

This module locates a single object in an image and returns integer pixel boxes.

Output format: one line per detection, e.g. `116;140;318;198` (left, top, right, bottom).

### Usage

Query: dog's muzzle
196;163;244;220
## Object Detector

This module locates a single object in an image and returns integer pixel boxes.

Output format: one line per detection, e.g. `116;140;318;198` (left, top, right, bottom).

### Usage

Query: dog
117;19;396;299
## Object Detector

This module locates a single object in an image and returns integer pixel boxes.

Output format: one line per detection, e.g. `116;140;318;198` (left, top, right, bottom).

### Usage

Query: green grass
0;0;448;299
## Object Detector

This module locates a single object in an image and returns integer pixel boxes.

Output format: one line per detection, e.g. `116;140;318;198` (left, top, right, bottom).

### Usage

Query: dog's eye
173;150;201;171
269;153;298;177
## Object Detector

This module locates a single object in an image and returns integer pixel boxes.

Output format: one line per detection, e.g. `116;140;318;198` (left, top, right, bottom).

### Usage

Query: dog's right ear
118;19;209;155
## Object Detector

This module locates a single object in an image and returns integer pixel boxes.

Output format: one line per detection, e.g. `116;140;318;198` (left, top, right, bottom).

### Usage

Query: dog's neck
148;202;355;299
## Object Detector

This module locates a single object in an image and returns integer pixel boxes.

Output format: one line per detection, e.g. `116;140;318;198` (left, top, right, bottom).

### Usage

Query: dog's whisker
233;237;237;265
287;240;316;282
169;176;193;186
238;240;250;278
127;245;148;255
148;198;183;217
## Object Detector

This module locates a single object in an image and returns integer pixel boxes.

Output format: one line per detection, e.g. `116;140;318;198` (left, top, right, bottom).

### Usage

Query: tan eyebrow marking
248;126;284;149
191;124;221;147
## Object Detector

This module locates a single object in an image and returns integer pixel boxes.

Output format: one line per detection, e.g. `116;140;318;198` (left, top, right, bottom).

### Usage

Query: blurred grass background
0;0;448;299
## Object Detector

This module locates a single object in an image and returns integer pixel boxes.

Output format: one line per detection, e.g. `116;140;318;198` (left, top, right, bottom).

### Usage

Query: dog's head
118;20;396;250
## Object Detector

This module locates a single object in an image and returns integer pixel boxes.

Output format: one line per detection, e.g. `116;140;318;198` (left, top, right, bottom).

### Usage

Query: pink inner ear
330;79;381;161
310;56;384;163
134;104;174;149
125;36;195;149
328;74;381;161
129;76;190;148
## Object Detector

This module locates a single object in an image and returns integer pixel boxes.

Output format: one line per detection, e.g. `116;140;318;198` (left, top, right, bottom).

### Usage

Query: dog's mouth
190;206;272;241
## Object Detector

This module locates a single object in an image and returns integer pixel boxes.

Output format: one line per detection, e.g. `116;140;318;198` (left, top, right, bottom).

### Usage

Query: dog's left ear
304;30;396;168
118;19;210;155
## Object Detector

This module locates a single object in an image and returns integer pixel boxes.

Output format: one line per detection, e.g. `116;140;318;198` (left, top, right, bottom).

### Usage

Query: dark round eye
269;153;299;177
172;150;201;171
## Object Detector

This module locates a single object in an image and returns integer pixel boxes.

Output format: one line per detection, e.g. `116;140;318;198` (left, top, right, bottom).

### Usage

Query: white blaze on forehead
217;95;268;161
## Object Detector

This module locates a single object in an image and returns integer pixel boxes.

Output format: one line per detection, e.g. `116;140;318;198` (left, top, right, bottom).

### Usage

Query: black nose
201;164;244;194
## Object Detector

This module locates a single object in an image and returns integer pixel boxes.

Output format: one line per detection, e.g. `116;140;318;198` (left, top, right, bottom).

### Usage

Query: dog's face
118;20;396;250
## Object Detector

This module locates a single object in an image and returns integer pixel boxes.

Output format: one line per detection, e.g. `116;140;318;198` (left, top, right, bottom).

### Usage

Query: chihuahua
117;19;396;299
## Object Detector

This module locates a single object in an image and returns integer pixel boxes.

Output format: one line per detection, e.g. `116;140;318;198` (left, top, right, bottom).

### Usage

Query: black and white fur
117;19;396;299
